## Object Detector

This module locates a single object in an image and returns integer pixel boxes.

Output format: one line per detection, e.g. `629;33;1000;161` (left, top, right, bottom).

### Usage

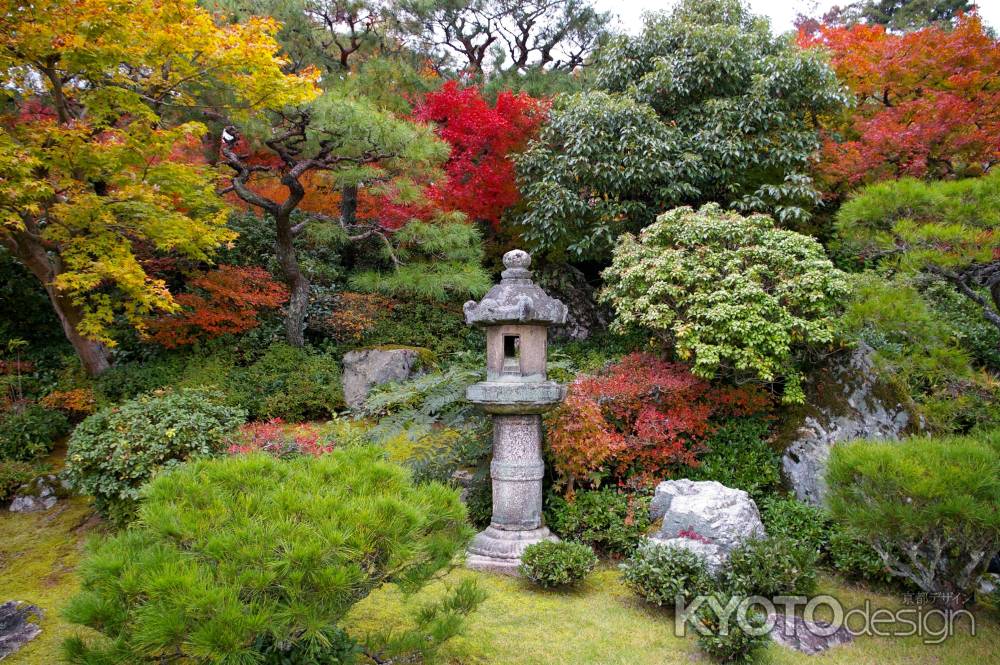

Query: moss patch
0;496;101;664
347;567;1000;665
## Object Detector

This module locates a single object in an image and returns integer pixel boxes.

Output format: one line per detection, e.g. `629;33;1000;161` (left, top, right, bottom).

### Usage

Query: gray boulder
9;474;68;513
0;601;43;659
767;612;854;655
342;347;423;410
780;343;922;506
647;479;766;573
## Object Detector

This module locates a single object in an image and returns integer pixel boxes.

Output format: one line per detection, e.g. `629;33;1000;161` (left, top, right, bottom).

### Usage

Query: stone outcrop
342;347;423;410
8;475;68;513
647;479;766;573
0;601;43;659
780;343;922;506
535;264;608;341
767;612;854;655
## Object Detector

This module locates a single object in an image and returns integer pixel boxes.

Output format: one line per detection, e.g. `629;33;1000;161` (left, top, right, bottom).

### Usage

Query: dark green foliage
688;419;780;502
357;301;483;357
920;276;1000;373
63;449;471;664
0;460;36;502
827;526;894;585
545;489;651;557
724;537;818;597
620;541;716;606
827;432;1000;607
823;0;975;30
519;541;598;589
92;356;183;404
0;404;69;461
693;593;769;664
236;343;345;421
64;388;245;524
758;496;832;559
516;0;847;260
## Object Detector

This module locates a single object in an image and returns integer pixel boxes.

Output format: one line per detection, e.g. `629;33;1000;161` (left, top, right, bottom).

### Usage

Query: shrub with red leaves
545;354;770;493
146;265;288;348
414;81;547;229
225;419;334;457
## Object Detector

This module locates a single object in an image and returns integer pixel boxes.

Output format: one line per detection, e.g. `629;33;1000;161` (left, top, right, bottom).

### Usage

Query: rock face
767;613;854;655
647;479;766;573
535;264;608;341
342;347;422;410
0;601;43;659
780;343;921;506
8;475;67;513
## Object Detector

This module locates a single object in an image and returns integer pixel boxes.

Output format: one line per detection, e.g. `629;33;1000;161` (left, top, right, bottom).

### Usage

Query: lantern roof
463;250;568;327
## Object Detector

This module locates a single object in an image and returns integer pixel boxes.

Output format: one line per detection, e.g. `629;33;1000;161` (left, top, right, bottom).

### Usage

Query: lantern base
466;525;559;575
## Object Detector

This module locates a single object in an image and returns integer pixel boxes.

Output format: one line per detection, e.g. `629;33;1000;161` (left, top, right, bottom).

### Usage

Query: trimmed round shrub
827;432;1000;608
620;541;716;606
63;449;470;664
759;496;831;557
64;388;245;524
693;593;770;664
0;460;36;502
545;489;651;557
0;404;69;461
519;541;598;588
724;537;818;597
601;203;849;404
236;343;345;421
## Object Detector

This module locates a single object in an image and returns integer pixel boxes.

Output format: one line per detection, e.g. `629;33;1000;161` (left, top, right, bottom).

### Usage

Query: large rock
0;601;43;659
767;612;853;655
8;474;68;513
342;347;423;410
780;343;922;506
647;479;766;572
535;264;608;341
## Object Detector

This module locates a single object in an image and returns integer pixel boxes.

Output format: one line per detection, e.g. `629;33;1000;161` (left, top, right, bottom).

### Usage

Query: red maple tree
413;81;548;229
799;14;1000;193
146;265;289;348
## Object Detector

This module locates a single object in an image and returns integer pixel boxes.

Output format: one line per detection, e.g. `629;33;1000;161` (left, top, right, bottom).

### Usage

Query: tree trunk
341;184;358;227
274;212;310;347
6;233;111;376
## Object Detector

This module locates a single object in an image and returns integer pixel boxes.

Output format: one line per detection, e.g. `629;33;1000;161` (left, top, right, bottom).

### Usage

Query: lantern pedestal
462;249;568;576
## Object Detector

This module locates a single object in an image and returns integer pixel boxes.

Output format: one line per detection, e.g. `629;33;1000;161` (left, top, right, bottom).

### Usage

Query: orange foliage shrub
546;354;770;493
40;388;96;420
146;265;288;348
320;292;396;342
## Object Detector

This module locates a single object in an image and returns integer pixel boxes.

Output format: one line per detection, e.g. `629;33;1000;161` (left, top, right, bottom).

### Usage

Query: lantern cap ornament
463;250;569;327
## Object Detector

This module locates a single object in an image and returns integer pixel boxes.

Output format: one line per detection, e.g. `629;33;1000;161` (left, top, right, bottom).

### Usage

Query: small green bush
64;388;245;523
64;449;470;664
827;525;895;586
724;537;818;597
827;432;1000;607
0;460;36;502
693;593;770;664
759;496;831;558
93;356;183;404
0;404;69;461
236;343;345;421
688;419;780;502
620;541;716;606
519;541;598;589
545;489;651;557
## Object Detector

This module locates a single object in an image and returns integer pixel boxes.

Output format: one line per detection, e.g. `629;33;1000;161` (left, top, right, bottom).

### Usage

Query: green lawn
3;492;997;665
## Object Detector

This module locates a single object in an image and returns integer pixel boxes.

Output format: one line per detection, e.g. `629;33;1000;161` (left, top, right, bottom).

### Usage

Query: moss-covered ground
2;450;996;664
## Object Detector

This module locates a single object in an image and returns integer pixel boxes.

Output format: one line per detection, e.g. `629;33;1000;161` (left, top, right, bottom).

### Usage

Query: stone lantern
462;249;568;574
